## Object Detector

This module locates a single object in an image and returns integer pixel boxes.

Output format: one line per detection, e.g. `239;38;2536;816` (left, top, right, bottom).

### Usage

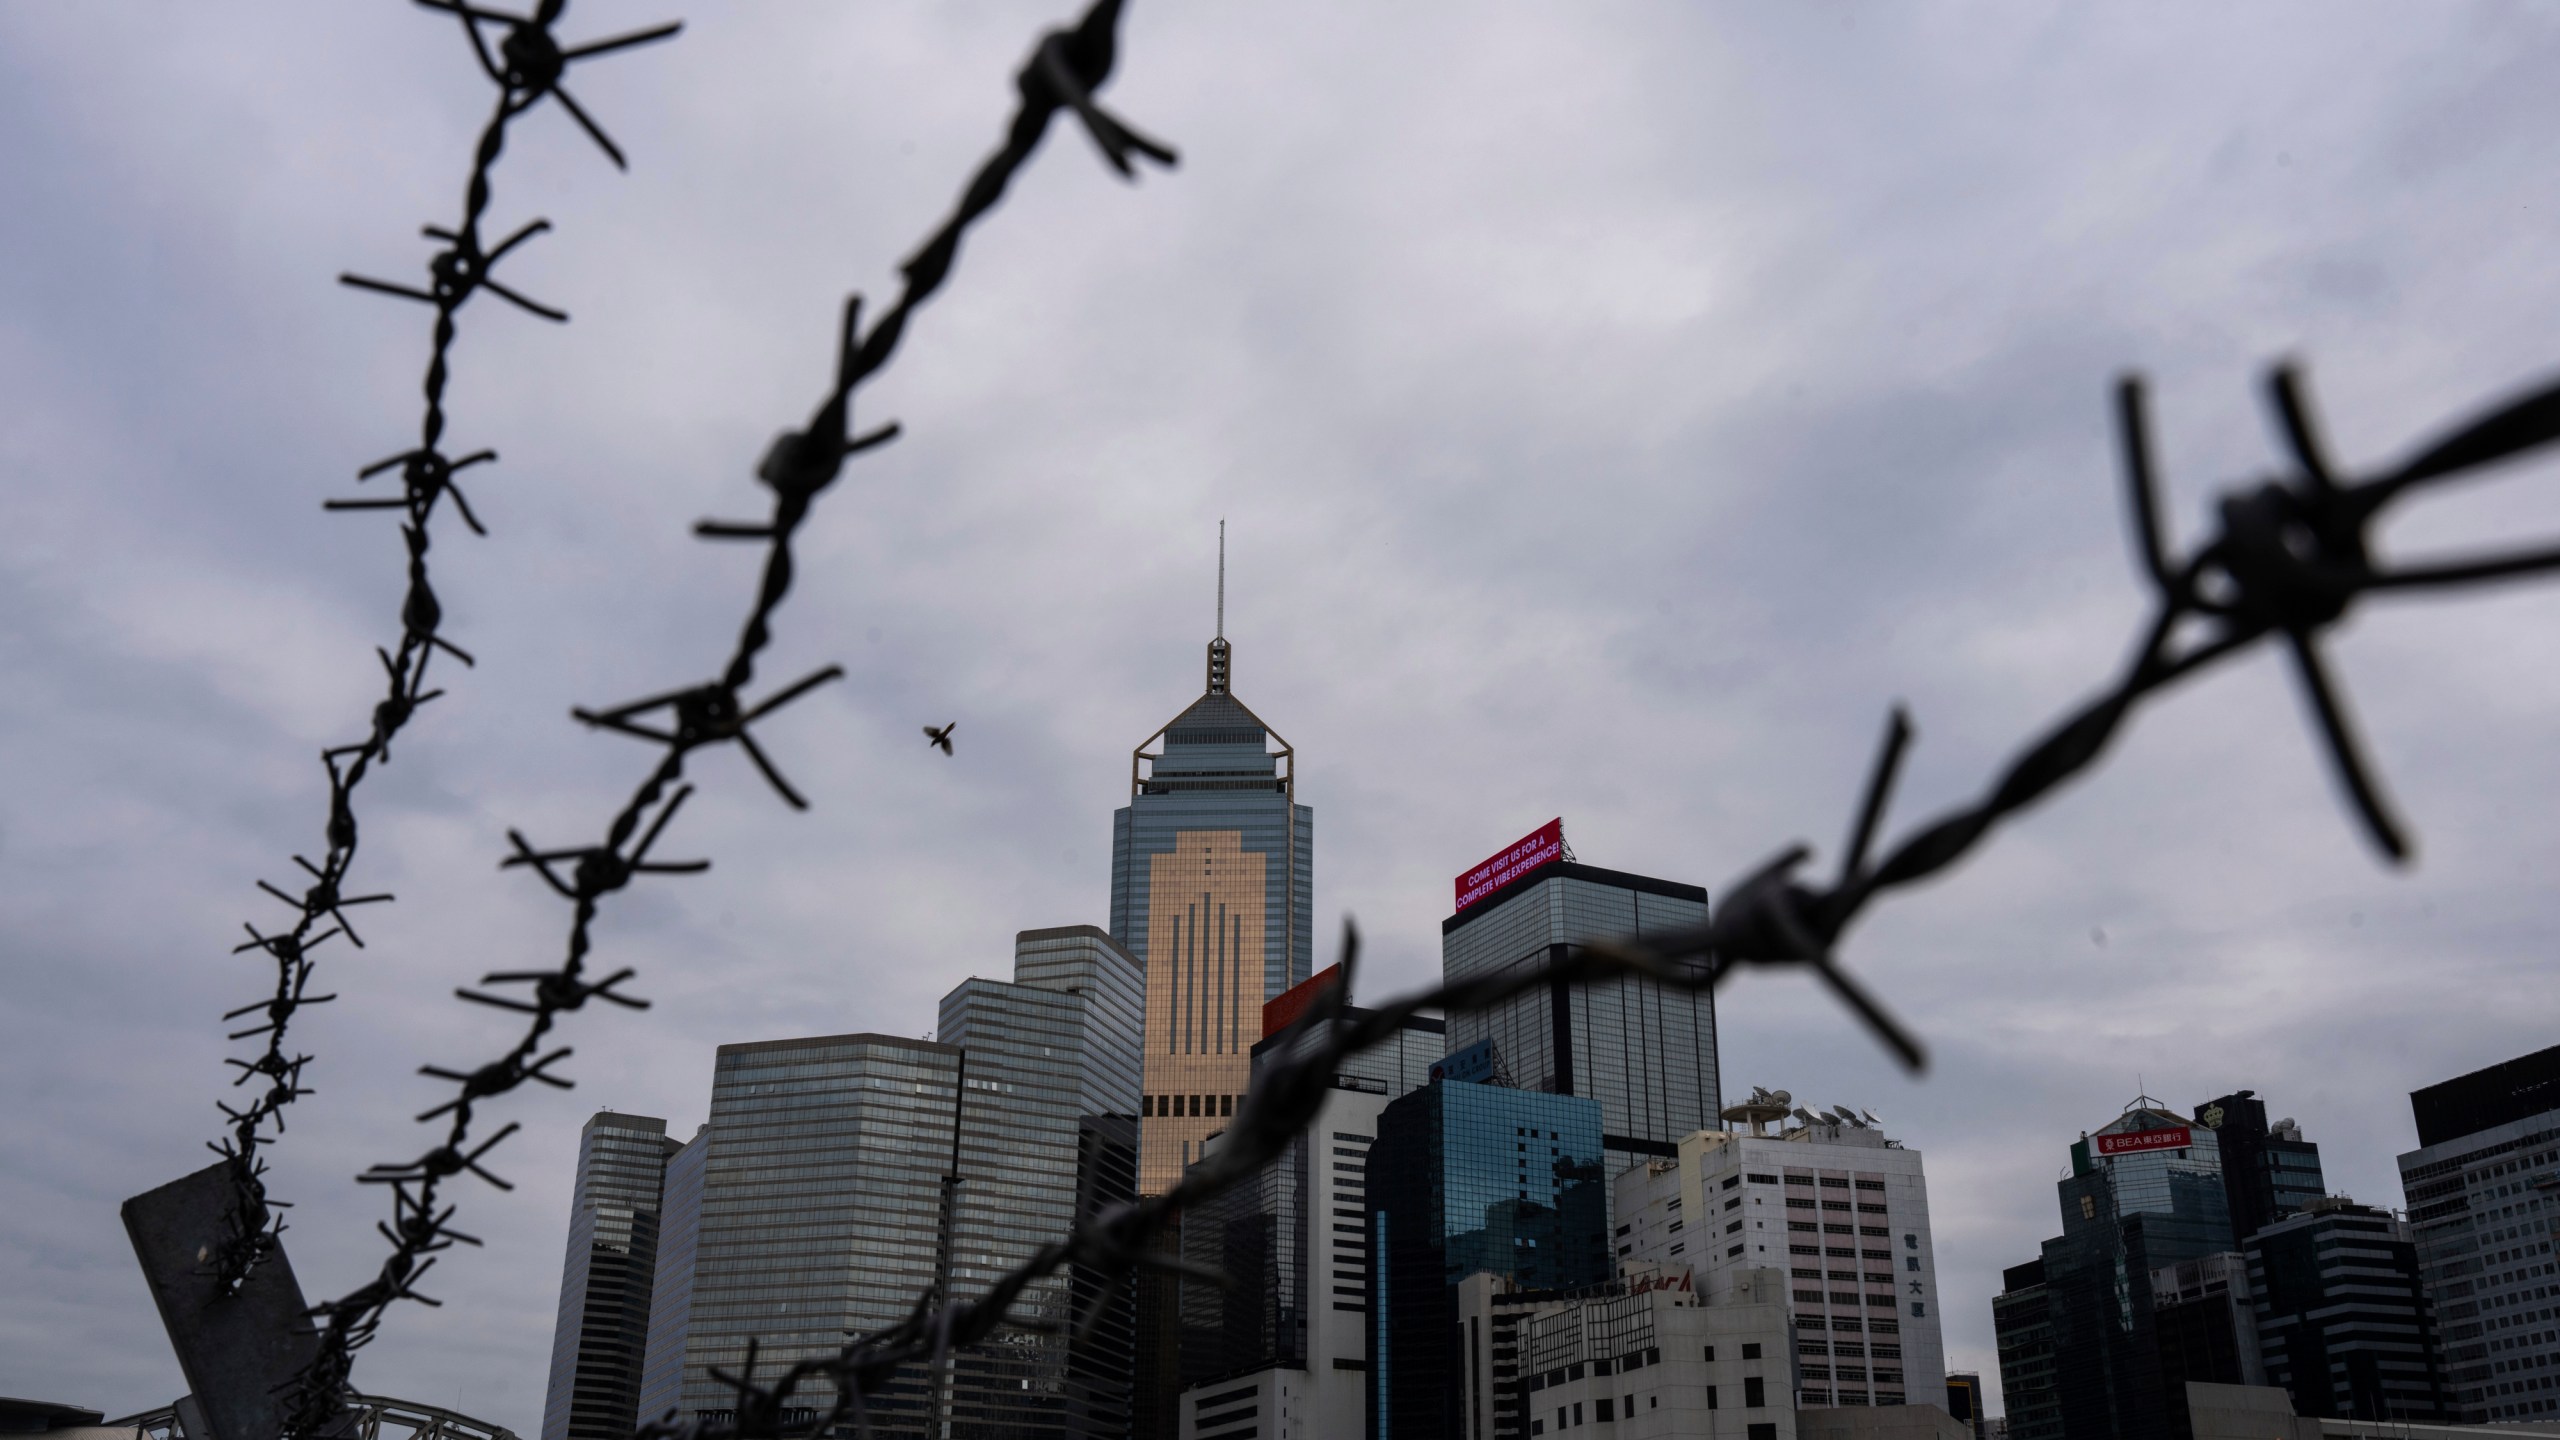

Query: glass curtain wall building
674;930;1142;1437
2037;1100;2234;1440
541;1111;681;1440
1439;855;1715;1186
636;1125;706;1425
936;926;1145;1437
1365;1080;1610;1440
678;1035;964;1431
1113;628;1313;1197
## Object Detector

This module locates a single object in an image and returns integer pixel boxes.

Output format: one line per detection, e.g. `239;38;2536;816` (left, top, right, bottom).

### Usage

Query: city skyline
10;6;2560;1432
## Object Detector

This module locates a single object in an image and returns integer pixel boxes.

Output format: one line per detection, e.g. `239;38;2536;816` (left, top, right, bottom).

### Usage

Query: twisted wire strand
208;0;678;1302
633;360;2560;1437
277;2;1175;1430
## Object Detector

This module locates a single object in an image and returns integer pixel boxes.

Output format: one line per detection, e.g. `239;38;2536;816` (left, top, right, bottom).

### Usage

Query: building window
1742;1344;1762;1359
1703;1347;1715;1362
2079;1195;2096;1220
1707;1386;1718;1410
1744;1376;1766;1408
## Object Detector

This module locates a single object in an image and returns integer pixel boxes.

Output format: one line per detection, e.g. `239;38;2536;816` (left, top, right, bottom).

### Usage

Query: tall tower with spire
1110;525;1313;1195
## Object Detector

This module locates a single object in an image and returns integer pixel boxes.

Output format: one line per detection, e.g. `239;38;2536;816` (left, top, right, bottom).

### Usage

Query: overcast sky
7;2;2560;1427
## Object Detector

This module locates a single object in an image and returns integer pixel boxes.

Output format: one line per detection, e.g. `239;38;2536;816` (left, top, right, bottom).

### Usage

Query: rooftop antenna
1205;520;1232;694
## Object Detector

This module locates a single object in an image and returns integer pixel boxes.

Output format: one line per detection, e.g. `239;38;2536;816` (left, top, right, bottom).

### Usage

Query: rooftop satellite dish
1828;1106;1860;1126
1769;1089;1793;1108
1860;1109;1882;1127
1792;1107;1821;1126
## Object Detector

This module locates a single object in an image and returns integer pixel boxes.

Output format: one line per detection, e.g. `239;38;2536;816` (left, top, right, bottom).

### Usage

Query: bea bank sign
2093;1126;2193;1157
1454;819;1565;914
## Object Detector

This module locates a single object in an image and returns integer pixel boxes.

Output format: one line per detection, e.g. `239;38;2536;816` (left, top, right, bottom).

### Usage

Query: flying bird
924;722;955;756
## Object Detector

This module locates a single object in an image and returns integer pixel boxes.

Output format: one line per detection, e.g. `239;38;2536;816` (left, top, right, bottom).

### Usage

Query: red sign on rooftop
1263;964;1344;1040
1454;818;1565;915
2093;1126;2193;1157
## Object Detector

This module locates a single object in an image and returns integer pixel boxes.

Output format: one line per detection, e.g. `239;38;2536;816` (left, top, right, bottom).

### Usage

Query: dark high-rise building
2038;1100;2235;1440
1173;970;1445;1438
2394;1045;2560;1425
636;1124;706;1425
1365;1080;1610;1440
2245;1198;2451;1422
1993;1259;2061;1440
542;1111;681;1440
1114;591;1313;1199
2411;1042;2560;1148
2193;1090;2325;1243
1439;822;1716;1186
2148;1252;2262;1440
1947;1372;1989;1440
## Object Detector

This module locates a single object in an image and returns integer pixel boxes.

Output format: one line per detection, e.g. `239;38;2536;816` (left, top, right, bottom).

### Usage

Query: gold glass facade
1138;829;1268;1195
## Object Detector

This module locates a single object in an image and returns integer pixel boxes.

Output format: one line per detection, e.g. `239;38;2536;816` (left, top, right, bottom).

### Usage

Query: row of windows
1144;1093;1235;1118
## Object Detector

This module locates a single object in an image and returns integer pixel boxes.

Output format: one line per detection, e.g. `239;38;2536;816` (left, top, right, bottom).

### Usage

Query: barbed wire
636;357;2560;1436
205;0;679;1305
273;1;1177;1431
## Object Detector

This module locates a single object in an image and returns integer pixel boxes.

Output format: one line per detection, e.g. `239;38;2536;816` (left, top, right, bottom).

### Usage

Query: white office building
1617;1090;1947;1410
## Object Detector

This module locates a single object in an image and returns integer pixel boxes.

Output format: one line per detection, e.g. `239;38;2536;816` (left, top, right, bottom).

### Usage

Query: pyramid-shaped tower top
1130;522;1292;798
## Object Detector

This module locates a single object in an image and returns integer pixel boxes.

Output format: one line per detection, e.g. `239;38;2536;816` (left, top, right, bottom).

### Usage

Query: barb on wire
279;2;1174;1431
202;0;676;1309
622;357;2560;1438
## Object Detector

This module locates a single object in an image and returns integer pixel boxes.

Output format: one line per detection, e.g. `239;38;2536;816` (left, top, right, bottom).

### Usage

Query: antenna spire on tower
1205;521;1232;695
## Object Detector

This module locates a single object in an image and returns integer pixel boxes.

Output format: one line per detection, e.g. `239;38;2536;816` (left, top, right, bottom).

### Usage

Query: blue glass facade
1365;1081;1610;1440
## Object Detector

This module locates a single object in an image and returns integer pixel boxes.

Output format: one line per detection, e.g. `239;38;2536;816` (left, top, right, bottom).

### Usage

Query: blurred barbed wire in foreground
197;0;2560;1431
274;0;1177;1431
206;0;678;1311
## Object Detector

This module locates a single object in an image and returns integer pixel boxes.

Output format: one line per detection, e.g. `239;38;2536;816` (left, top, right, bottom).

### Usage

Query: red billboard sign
1454;819;1565;914
2093;1126;2193;1157
1262;964;1344;1040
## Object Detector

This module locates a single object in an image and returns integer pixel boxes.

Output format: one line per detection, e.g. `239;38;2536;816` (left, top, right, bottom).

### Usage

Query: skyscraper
542;1110;681;1440
679;1033;963;1430
1994;1260;2062;1440
2192;1090;2326;1244
672;927;1143;1435
2037;1099;2235;1440
636;1125;706;1426
1439;822;1717;1185
1115;577;1313;1197
936;926;1145;1436
2245;1198;2451;1421
2394;1043;2560;1424
1365;1079;1612;1440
